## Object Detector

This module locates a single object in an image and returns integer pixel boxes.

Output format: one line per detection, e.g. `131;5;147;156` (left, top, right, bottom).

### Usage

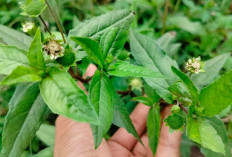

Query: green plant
0;0;232;157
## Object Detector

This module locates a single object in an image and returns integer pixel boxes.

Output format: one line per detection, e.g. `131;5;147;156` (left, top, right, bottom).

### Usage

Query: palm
54;65;182;157
54;104;181;157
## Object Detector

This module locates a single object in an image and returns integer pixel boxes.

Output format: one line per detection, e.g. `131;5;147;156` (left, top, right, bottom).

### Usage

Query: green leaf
71;37;104;69
100;27;128;58
1;66;42;85
167;15;205;35
36;124;55;146
20;0;47;17
0;25;32;51
108;61;166;78
68;9;135;61
56;52;76;67
130;31;178;103
186;117;225;155
0;83;49;157
28;28;45;68
147;105;161;155
180;134;193;157
112;94;141;143
203;116;232;157
0;44;30;75
168;82;192;106
89;70;115;148
191;53;230;88
39;67;99;125
132;96;153;106
32;147;53;157
199;71;232;116
69;10;135;40
171;66;199;105
157;32;181;57
164;113;184;130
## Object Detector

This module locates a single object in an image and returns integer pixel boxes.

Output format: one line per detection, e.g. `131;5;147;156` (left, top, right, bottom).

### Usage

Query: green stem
174;0;181;11
162;0;169;34
45;0;66;43
38;15;52;35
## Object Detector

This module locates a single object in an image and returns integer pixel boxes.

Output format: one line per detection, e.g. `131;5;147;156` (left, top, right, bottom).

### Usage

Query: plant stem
68;68;92;83
117;86;132;95
162;0;169;34
45;0;66;43
174;0;181;11
38;15;52;35
222;117;231;123
179;103;189;114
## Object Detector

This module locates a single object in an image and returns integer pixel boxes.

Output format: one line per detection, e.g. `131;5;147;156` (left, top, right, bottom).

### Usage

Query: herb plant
0;0;232;157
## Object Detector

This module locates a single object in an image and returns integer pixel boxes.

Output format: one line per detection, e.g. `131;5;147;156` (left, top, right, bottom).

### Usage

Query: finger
155;105;182;157
108;103;150;151
54;116;112;157
132;133;153;157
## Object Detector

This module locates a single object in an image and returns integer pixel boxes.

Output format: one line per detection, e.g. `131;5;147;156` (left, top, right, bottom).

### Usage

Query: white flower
22;22;34;33
185;56;202;74
43;40;64;60
130;78;143;91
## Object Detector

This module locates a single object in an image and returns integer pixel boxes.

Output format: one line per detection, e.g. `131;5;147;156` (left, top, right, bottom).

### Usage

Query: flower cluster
185;57;202;74
130;78;143;91
22;22;34;33
43;40;64;60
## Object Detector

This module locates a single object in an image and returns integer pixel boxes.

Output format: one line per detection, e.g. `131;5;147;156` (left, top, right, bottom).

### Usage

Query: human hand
54;65;182;157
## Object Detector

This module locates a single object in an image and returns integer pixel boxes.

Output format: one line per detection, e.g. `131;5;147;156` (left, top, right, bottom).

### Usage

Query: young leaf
89;70;115;148
147;105;161;155
112;94;141;143
171;66;199;105
56;52;76;67
130;31;178;103
0;83;49;157
132;96;154;106
186;117;225;155
20;0;47;17
199;71;232;116
100;27;128;58
39;67;99;125
108;61;165;78
69;10;135;40
0;44;30;75
1;66;42;85
164;113;184;130
191;53;230;88
28;28;45;68
168;82;192;106
0;25;32;51
71;37;104;69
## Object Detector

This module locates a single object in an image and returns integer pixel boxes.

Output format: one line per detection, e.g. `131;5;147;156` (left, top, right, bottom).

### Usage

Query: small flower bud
171;105;181;114
130;78;143;91
22;22;35;33
43;40;64;60
185;56;203;74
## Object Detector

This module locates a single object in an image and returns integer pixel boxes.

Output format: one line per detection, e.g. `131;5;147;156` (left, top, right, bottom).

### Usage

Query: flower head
185;56;202;74
22;22;34;33
43;40;64;60
130;78;143;91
